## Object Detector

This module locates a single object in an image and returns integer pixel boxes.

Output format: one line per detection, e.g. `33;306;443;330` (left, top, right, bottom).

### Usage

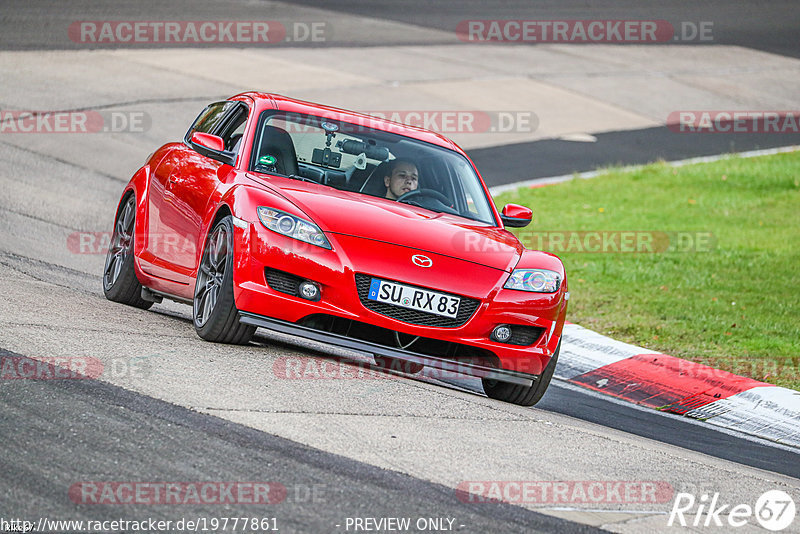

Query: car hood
257;177;523;272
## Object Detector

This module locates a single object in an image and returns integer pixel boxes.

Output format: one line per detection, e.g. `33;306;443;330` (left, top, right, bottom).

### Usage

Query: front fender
211;182;310;307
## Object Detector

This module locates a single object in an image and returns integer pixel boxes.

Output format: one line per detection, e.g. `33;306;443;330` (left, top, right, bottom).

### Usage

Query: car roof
230;92;462;154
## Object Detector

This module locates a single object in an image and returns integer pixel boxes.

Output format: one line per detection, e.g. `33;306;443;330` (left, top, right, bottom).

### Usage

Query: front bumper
232;219;568;377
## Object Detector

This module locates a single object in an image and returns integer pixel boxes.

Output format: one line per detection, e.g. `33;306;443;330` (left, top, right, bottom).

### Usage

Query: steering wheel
396;188;453;207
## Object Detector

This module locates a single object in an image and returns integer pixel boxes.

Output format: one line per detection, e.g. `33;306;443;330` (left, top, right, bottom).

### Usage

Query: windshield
250;110;497;225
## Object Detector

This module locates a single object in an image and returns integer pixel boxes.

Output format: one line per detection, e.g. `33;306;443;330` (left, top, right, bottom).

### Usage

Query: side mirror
500;204;533;228
191;132;225;152
189;132;236;166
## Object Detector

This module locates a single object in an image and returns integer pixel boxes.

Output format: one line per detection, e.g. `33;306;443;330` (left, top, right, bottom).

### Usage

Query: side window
216;105;249;153
454;160;486;218
185;101;237;142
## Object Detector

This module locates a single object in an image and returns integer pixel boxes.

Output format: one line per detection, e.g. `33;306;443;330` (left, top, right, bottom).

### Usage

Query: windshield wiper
288;174;334;186
400;199;460;217
288;174;316;183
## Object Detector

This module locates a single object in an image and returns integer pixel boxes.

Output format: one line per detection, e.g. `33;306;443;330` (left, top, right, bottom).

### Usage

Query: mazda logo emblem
412;255;433;268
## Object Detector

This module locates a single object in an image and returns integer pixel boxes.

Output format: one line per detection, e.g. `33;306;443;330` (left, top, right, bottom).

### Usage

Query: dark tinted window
186;101;237;140
250;110;497;225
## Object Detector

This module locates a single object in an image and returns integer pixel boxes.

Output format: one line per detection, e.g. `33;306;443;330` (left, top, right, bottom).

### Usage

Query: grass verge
495;151;800;390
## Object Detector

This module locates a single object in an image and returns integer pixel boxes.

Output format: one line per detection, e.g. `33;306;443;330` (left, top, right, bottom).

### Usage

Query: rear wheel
193;216;255;344
482;340;560;406
102;195;152;310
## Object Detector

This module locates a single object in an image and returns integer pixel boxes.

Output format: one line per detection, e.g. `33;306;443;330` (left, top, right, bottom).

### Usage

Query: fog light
492;325;512;343
298;281;320;301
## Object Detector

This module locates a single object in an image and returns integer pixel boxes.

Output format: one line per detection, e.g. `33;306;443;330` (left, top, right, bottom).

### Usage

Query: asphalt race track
1;347;598;534
1;2;799;533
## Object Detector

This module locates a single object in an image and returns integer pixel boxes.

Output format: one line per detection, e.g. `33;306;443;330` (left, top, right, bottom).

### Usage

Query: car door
140;146;183;279
154;101;246;286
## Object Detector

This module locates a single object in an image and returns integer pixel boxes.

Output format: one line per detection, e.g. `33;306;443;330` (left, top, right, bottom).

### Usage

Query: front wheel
482;340;560;406
193;216;255;344
102;194;152;310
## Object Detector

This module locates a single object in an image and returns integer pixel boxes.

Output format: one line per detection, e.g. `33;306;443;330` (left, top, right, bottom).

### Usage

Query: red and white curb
489;147;800;447
557;323;800;448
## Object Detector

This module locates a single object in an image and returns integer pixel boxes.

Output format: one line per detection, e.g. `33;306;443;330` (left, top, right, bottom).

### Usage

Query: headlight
257;207;331;249
504;269;561;293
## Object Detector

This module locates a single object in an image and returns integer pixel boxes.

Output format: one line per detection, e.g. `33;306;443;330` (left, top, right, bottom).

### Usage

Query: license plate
368;278;460;319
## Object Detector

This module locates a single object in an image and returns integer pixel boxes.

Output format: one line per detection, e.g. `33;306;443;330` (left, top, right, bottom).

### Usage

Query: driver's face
384;162;419;200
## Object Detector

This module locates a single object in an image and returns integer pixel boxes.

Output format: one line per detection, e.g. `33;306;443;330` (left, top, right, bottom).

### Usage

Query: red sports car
103;92;568;406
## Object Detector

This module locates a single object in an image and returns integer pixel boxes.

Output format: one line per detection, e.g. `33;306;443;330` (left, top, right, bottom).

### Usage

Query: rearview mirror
189;132;236;166
500;204;533;228
191;132;225;151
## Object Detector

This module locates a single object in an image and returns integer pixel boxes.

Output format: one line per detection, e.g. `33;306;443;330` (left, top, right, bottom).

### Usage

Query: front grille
507;326;545;346
265;268;302;296
300;314;500;369
355;273;480;328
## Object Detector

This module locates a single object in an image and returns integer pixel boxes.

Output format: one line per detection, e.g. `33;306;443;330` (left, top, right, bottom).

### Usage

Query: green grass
495;151;800;390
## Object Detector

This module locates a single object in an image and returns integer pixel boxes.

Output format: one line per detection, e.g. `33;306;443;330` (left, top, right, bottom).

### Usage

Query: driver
384;159;419;200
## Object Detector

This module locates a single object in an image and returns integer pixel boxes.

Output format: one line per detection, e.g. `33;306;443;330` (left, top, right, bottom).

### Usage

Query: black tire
373;355;424;374
193;216;255;344
482;340;560;406
103;194;153;310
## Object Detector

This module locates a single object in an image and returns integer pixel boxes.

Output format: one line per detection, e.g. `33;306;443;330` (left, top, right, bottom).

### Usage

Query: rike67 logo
668;490;796;531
